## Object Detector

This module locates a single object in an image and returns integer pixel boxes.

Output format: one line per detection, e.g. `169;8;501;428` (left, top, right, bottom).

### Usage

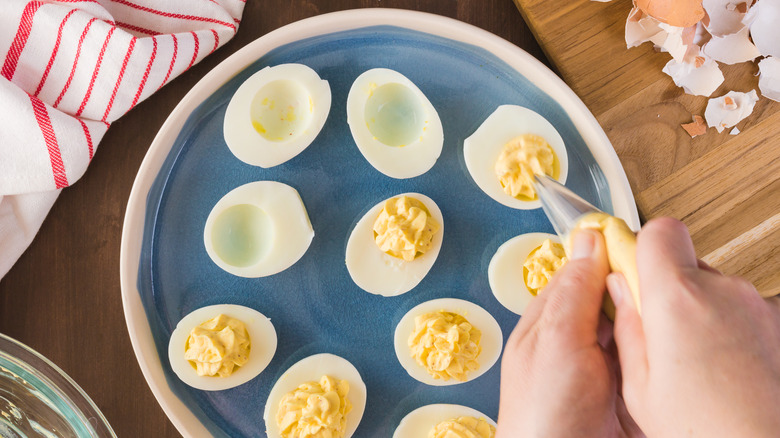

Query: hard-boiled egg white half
346;68;444;179
463;105;569;210
204;181;314;278
167;304;277;391
263;353;367;438
345;193;444;297
394;298;503;386
393;404;497;438
488;232;561;315
224;63;331;168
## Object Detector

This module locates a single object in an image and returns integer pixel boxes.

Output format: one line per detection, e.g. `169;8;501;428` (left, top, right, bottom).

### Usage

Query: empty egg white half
345;193;444;297
346;68;444;179
488;232;561;315
263;353;367;438
203;181;314;278
463;105;569;210
224;63;331;168
393;404;497;438
167;304;277;391
393;298;503;386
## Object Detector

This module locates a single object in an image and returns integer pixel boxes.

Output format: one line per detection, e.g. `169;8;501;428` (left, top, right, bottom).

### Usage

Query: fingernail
571;230;595;260
607;274;628;307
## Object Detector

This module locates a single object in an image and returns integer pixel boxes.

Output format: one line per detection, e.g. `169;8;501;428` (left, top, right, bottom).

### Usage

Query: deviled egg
393;404;496;438
345;193;444;296
168;304;277;391
394;298;502;386
224;63;331;167
488;233;566;315
463;105;569;210
346;68;444;179
204;181;314;278
263;353;367;438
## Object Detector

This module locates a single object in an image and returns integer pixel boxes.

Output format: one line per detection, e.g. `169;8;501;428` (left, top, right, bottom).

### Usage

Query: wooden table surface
0;1;545;436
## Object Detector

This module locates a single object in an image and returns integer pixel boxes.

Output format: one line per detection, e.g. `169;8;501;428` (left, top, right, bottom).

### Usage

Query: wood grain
515;0;780;294
0;1;543;437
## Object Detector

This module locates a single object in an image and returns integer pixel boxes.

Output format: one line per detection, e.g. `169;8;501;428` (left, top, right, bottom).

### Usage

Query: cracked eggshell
704;89;759;132
702;27;760;64
758;56;780;102
626;7;665;47
662;56;724;96
702;0;749;36
743;0;780;58
636;0;705;28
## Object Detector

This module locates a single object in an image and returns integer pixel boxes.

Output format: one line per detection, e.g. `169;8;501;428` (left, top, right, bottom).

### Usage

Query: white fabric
0;0;246;279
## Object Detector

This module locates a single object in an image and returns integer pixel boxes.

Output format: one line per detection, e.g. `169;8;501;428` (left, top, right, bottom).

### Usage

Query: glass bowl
0;333;115;437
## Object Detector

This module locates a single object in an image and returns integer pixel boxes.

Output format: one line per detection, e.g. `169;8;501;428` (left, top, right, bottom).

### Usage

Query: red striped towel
0;0;246;278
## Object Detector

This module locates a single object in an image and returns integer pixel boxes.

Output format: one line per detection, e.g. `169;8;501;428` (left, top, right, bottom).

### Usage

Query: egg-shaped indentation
463;105;569;210
393;404;497;438
263;353;367;438
394;298;502;386
204;181;314;277
345;193;444;297
489;233;562;315
167;304;277;391
224;63;331;168
346;68;444;179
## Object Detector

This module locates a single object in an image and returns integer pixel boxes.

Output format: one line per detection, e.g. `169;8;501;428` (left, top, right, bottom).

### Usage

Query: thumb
538;229;609;334
608;272;648;404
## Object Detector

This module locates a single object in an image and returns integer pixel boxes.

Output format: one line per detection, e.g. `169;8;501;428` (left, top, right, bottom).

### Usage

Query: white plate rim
119;8;640;437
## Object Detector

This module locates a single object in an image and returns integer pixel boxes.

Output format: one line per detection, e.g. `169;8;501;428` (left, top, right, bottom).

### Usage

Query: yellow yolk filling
429;416;496;438
523;239;568;296
373;196;440;261
408;311;482;382
276;375;352;438
184;314;250;378
494;134;558;200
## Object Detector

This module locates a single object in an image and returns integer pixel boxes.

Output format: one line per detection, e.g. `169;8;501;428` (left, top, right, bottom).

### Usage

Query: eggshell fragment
704;90;759;132
681;115;708;137
702;0;750;36
743;0;780;58
730;126;741;135
626;7;665;48
758;56;780;102
636;0;705;28
662;56;724;96
702;27;760;64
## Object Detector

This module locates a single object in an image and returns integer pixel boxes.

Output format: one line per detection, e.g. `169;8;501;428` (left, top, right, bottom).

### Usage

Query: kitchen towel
0;0;246;278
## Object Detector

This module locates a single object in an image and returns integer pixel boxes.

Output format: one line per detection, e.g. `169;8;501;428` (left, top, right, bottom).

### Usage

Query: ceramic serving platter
120;9;639;438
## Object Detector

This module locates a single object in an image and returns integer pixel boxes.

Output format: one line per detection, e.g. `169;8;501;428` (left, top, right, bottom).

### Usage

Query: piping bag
533;174;641;319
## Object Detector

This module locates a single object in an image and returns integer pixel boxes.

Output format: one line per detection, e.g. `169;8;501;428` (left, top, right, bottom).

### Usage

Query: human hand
609;217;780;437
496;229;644;438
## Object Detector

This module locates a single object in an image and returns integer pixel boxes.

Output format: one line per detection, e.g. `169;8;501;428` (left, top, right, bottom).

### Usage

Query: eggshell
394;298;503;386
702;27;760;64
758;56;780;102
702;0;749;36
743;0;780;58
636;0;705;28
662;55;724;96
704;90;759;132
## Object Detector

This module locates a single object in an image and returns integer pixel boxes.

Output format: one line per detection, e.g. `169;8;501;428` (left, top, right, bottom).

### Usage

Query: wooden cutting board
514;0;779;295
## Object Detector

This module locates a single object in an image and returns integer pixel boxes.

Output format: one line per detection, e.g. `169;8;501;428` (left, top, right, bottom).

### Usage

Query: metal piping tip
533;174;602;239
